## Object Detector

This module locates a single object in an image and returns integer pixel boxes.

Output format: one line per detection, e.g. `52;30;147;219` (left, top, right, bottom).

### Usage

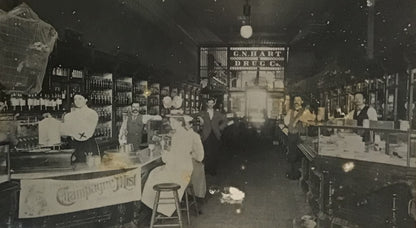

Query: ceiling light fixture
240;0;253;39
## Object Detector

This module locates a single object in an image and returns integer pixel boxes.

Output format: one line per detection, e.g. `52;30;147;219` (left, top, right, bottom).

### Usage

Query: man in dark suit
198;98;228;176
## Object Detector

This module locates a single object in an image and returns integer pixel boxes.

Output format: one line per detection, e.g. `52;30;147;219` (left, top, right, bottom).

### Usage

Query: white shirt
62;105;98;141
207;109;214;120
345;105;378;121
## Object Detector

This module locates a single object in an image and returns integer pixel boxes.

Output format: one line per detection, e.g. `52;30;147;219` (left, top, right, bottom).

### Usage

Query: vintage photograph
0;0;416;227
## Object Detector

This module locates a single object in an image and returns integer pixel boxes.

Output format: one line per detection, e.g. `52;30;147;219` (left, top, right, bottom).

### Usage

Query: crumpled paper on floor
220;186;245;204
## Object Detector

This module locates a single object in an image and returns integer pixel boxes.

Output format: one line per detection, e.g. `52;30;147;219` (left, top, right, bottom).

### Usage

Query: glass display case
384;74;399;121
300;124;415;167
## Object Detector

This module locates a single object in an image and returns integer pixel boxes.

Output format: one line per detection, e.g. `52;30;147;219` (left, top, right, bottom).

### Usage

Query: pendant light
240;0;253;39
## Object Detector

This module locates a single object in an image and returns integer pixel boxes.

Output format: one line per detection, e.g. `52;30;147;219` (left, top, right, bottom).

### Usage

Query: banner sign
19;167;141;218
229;47;287;71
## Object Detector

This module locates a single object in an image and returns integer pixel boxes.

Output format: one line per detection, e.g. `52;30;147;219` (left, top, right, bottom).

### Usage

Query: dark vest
126;114;144;150
353;106;370;141
288;108;305;134
353;106;369;126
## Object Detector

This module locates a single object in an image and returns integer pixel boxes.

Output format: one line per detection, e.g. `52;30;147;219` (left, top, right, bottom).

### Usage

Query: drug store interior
1;0;416;227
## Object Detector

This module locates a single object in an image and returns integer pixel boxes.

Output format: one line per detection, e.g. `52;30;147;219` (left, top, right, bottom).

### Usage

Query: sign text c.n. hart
231;50;284;58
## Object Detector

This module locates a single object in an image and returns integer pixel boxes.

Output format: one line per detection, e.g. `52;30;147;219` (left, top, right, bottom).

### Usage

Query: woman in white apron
141;115;195;217
184;115;206;199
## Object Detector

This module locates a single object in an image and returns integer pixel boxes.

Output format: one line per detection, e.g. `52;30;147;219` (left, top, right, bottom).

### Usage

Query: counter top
11;148;162;180
0;175;9;184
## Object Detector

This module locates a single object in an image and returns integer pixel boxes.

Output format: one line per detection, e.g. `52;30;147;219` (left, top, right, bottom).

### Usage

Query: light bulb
240;25;253;39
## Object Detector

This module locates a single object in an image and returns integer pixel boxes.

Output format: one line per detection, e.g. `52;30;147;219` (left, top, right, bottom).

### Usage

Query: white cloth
61;106;98;141
141;127;194;216
189;130;206;198
38;117;61;146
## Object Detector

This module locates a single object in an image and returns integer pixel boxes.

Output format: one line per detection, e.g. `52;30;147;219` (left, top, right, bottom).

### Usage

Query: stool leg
173;190;183;228
189;185;200;216
185;191;191;225
150;190;161;228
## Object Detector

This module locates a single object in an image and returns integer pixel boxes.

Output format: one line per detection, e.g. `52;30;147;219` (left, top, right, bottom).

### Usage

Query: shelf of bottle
94;136;113;141
115;89;133;93
1;108;66;115
88;87;113;92
98;117;112;122
89;103;112;108
115;103;132;107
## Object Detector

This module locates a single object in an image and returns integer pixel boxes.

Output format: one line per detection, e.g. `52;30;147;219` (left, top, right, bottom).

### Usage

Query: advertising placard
19;168;141;218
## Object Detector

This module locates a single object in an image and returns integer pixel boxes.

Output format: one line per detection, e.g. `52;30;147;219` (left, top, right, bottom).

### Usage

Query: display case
385;74;399;121
368;78;385;120
297;123;415;227
86;73;113;141
300;124;415;167
133;80;148;115
409;68;416;129
115;76;133;135
148;83;160;115
159;85;170;116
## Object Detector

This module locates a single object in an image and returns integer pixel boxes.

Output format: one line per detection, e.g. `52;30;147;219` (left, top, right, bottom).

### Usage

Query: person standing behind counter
118;102;162;150
284;96;315;180
198;98;228;176
61;93;99;163
345;93;378;142
345;92;378;124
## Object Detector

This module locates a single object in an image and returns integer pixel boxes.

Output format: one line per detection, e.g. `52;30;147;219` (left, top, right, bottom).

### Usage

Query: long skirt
141;165;192;217
203;133;220;175
190;160;206;198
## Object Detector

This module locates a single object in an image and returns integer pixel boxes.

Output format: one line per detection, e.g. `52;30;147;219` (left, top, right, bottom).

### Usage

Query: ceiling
1;0;415;81
133;0;416;79
136;0;333;45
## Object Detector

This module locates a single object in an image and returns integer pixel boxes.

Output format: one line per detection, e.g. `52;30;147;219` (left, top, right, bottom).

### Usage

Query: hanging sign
19;167;141;218
229;47;287;71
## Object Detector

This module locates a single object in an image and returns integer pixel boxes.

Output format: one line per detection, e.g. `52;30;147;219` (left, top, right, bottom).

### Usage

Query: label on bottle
20;98;26;106
27;98;33;106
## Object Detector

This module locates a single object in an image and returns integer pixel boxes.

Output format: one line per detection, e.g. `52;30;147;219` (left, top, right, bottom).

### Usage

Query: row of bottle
89;91;112;105
94;126;112;138
4;92;67;112
115;107;130;121
88;77;113;90
115;93;132;105
116;81;132;92
16;136;39;150
52;67;83;78
92;107;112;122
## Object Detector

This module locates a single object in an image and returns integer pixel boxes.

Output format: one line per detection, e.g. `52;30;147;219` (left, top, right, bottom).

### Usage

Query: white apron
141;127;194;217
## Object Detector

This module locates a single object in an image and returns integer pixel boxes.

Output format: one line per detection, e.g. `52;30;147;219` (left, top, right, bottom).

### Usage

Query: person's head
354;93;366;108
206;98;216;110
183;115;193;130
131;102;140;115
73;93;89;108
293;96;303;110
169;116;186;130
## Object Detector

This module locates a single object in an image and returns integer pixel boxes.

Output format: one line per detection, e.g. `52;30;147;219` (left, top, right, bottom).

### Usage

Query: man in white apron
61;93;98;163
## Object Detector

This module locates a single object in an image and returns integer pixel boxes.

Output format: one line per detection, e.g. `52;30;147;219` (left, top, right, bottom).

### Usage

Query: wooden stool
150;183;183;228
181;184;200;225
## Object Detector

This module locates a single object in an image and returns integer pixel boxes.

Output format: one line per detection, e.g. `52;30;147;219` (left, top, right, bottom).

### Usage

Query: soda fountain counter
276;123;416;227
3;145;163;227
